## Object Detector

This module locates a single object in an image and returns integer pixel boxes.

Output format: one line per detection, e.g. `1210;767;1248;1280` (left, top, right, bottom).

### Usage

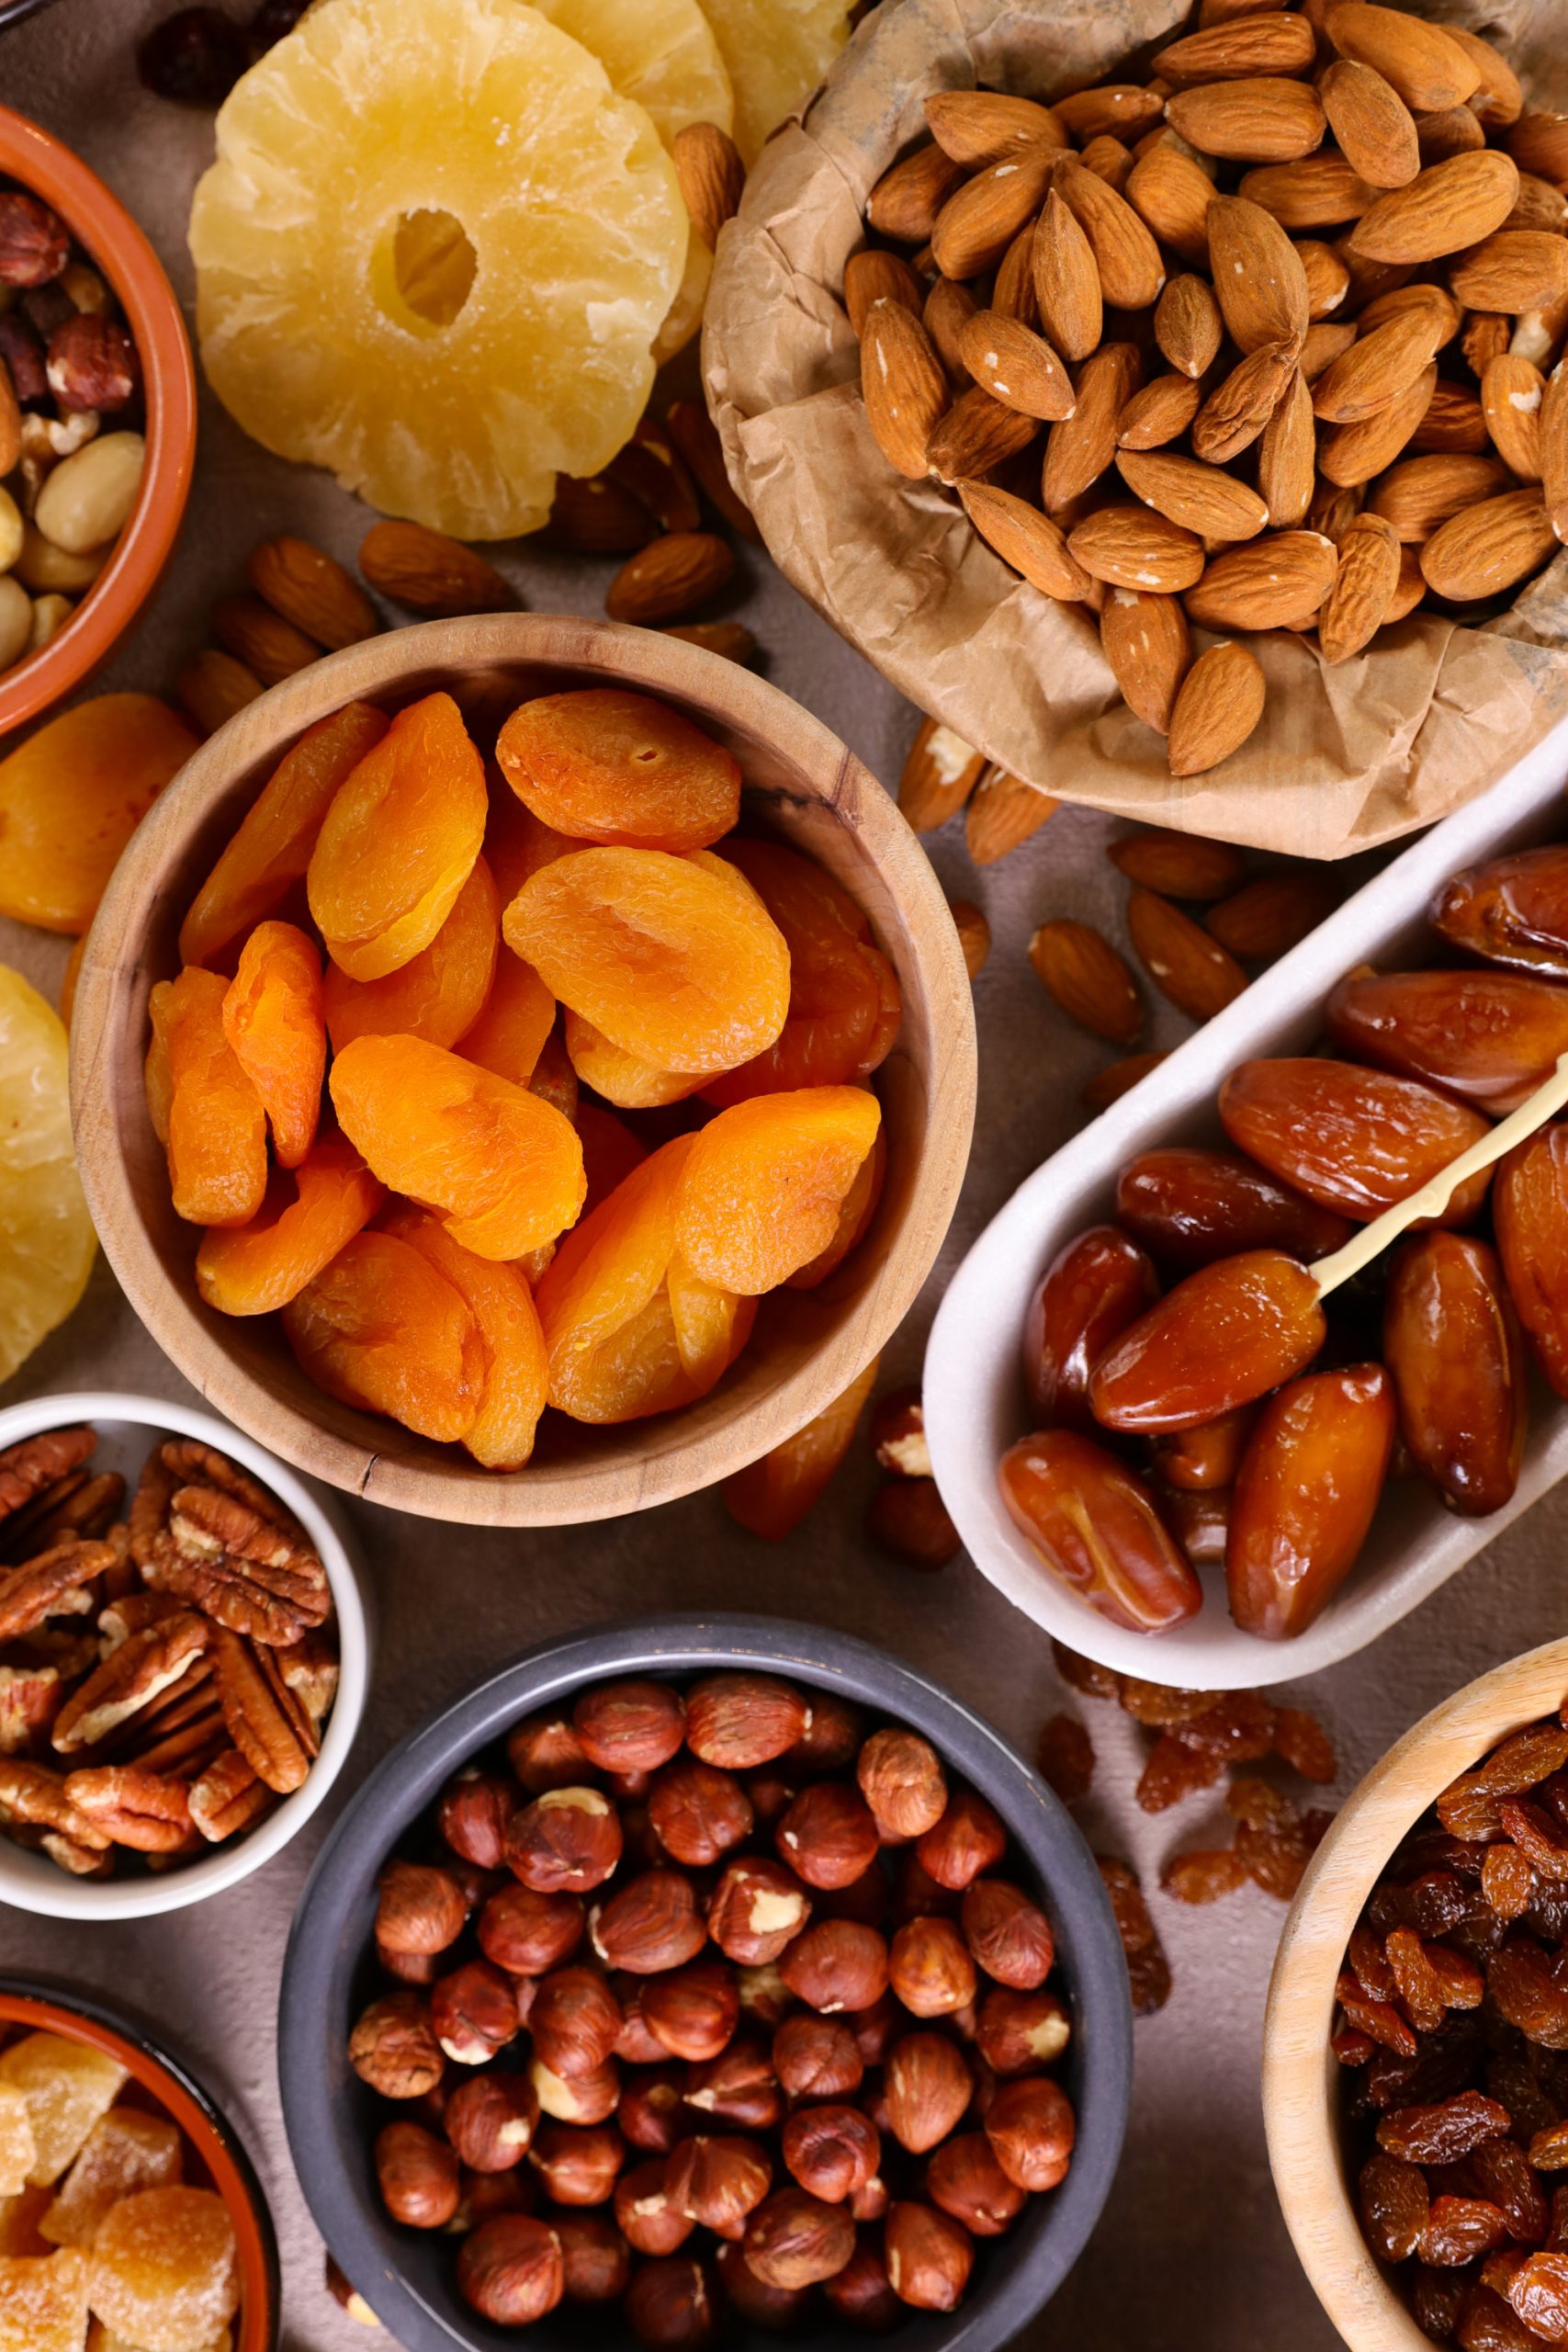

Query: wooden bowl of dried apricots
69;616;976;1527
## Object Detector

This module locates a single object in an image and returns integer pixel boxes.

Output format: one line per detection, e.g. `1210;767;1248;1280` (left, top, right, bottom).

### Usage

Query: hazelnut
772;2015;863;2101
984;2076;1076;2191
715;2238;811;2331
684;2040;784;2132
858;1728;948;1842
736;1962;793;2031
615;2156;695;2256
45;315;139;413
528;2119;626;2206
777;1782;880;1891
531;2055;621;2126
823;2238;901;2329
926;2132;1027;2236
961;1879;1055;1990
885;2199;974;2311
574;1678;687;1772
649;1758;753;1867
643;1959;741;2064
864;1479;961;1570
375;1860;468;1956
781;2105;880;2204
610;1767;652;1801
460;2168;534;2227
530;1965;624;2078
478;1883;584;1975
0;192;69;289
888;1917;977;2018
625;2256;716;2349
508;1711;592;1792
869;1386;933;1478
852;2173;890;2224
743;2187;856;2289
437;1769;514;1870
325;2255;380;2325
685;1673;810;1770
848;1991;900;2067
448;1858;503;1915
784;1691;864;1776
457;2213;565;2324
0;314;45;407
620;1803;665;1871
592;1871;708;1974
618;2065;687;2154
446;2074;539;2171
778;1920;889;2015
613;1976;671;2066
976;1986;1071;2076
557;2213;630;2301
507;1786;623;1894
431;1960;521;2065
377;1939;435;1987
815;1864;891;1929
348;1993;445;2099
915;1792;1008;1892
885;2033;974;2154
666;2132;773;2236
374;2120;460;2228
745;1770;798;1826
707;1857;812;1965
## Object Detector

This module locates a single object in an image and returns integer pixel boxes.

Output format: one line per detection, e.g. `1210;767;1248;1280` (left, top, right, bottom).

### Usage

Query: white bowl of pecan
0;1388;367;1918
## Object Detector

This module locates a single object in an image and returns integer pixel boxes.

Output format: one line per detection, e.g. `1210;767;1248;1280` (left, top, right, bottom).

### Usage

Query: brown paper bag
705;0;1568;857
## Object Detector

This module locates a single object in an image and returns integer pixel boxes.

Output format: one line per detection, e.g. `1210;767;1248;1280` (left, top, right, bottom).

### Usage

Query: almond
604;531;735;624
1205;871;1339;960
991;226;1039;327
359;519;513;615
1107;831;1245;899
1355;282;1461;340
898;718;986;831
1078;133;1136;194
1448;231;1568;315
175;648;265;739
1388;538;1427;620
926;387;1039;484
967;767;1056;864
247;535;378;651
1506;175;1568;235
1054;85;1166;143
1415;106;1485;166
931;141;1058;279
1066;504;1205;592
1043;343;1141;511
1082;1051;1168;1112
860;300;950;480
1369;453;1513;541
1300;322;1359;382
1127;885;1249;1013
662;621;756;665
1509;113;1568;187
1444;25;1522;129
1418;485;1557;600
1317;511;1401;662
1324;3;1481;113
844;250;922;339
1507;302;1568;371
1099;590;1191;732
1153;14;1316;85
1257;367;1315;527
1166;643;1269;780
957;480;1094;601
949;896;991;979
1154;274;1223;379
1482;354;1546;482
1054;156;1165;309
1184;529;1339;629
1118;447;1270;542
1191;341;1297;464
1409;378;1488;455
210;594;321;684
866;145;965;243
672;122;746;254
1348;150;1519;263
1206;195;1310;354
1297;241;1351;320
1164;77;1327;165
547;472;658;554
1334;237;1416;311
1543;359;1568;544
1124;142;1215;266
1311;307;1451;424
1317;361;1436;485
1317;60;1418;189
1116;373;1202;450
924;92;1066;169
665;399;764;548
956;311;1076;421
1032;191;1102;364
1238;156;1381;229
925;277;980;380
1027;920;1143;1043
1308;481;1367;548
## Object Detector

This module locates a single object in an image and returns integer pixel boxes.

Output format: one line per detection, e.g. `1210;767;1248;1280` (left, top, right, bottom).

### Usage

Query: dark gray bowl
278;1614;1132;2351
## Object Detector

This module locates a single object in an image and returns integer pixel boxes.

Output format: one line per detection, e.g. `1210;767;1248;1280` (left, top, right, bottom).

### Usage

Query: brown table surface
4;7;1562;2346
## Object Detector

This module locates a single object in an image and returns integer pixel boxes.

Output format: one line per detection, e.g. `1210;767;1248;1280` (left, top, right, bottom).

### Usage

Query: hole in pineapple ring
371;207;478;337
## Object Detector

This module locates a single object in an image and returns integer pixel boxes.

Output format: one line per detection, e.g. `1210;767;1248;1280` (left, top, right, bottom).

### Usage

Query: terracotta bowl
69;615;977;1526
1261;1636;1568;2350
0;104;197;737
0;1974;280;2349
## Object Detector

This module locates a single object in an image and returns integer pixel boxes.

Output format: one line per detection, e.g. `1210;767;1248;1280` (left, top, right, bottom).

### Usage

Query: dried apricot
329;1035;585;1261
150;970;267;1228
484;786;576;904
673;1087;882;1294
282;1230;484;1442
496;689;740;851
787;1125;886;1292
195;1138;385;1316
456;947;556;1089
86;2186;239;2352
221;920;325;1168
384;1206;548;1470
502;846;790;1077
324;857;499;1054
308;692;487;981
722;1357;880;1539
179;701;389;968
562;1011;705;1109
665;1250;758;1392
0;695;197;934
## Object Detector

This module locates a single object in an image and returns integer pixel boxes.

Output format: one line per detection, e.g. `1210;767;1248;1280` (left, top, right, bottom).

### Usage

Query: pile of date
999;831;1568;1644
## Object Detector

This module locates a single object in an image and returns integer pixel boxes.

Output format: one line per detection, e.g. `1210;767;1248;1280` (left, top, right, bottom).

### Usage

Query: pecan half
149;1493;329;1645
64;1765;196;1853
0;1757;110;1848
1;1468;88;1558
41;1831;113;1878
51;1611;210;1753
277;1629;339;1725
98;1589;186;1652
0;1662;61;1755
0;1428;96;1522
128;1450;176;1572
211;1629;310;1794
161;1441;299;1532
0;1539;115;1642
190;1748;272;1842
23;1472;127;1550
132;1699;226;1780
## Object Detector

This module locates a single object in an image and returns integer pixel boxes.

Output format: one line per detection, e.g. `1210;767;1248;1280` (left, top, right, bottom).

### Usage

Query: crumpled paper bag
705;0;1568;856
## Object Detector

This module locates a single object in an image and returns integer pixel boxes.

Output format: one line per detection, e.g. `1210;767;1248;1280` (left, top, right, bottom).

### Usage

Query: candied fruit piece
502;845;790;1078
562;1012;705;1109
577;1104;649;1213
196;1137;385;1316
329;1034;585;1261
40;2109;183;2250
0;2036;127;2188
722;1356;880;1539
0;2183;50;2258
307;694;487;982
496;690;741;851
87;2187;238;2352
0;696;197;935
456;947;556;1089
384;1206;548;1470
220;921;324;1169
673;1086;882;1294
151;970;267;1228
179;703;389;969
0;2246;88;2352
324;857;499;1055
282;1230;485;1442
0;2085;36;2199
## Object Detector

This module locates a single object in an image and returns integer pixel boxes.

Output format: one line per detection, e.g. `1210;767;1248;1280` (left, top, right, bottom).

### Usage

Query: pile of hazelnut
345;1669;1076;2342
0;182;145;679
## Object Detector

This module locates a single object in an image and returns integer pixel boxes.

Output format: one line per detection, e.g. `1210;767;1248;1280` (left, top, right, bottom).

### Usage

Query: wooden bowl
1261;1636;1568;2350
70;615;976;1526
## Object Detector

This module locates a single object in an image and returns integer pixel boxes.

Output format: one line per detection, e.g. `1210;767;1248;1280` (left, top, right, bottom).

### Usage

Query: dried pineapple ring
0;969;96;1386
531;0;733;144
190;0;687;539
699;0;852;166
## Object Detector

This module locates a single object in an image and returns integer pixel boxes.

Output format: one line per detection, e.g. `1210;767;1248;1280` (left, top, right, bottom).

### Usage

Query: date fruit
1226;1364;1395;1640
1020;1226;1156;1429
1383;1234;1527;1516
1089;1250;1327;1433
1115;1148;1351;1271
1495;1124;1568;1400
998;1430;1201;1634
1326;968;1568;1117
1218;1059;1493;1227
1433;843;1568;978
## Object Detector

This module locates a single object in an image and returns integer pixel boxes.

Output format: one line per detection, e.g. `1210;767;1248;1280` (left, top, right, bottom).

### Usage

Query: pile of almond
852;1;1568;779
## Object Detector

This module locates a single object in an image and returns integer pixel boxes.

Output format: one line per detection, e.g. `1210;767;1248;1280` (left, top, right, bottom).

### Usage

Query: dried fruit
998;1430;1202;1634
1227;1364;1396;1638
0;696;197;936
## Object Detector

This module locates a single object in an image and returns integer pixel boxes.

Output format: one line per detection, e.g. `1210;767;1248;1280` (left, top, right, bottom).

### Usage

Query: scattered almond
1127;886;1249;1018
1324;3;1482;113
925;91;1066;170
672;121;746;254
1028;920;1143;1044
1348;149;1519;264
246;535;378;651
1117;447;1269;542
844;249;922;339
175;648;265;738
1205;871;1339;961
1032;189;1102;363
359;519;513;615
1054;156;1166;310
1317;59;1419;190
1449;230;1568;315
949;898;990;978
1205;197;1309;355
1116;374;1202;451
1164;78;1327;165
966;766;1058;864
604;531;734;625
927;387;1040;484
959;480;1093;600
1258;368;1317;527
898;718;987;831
210;594;321;685
1154;14;1317;84
1082;1050;1168;1111
1185;529;1339;629
1043;343;1139;510
1153;274;1223;379
1166;640;1268;776
664;399;764;548
661;621;756;665
1108;831;1246;900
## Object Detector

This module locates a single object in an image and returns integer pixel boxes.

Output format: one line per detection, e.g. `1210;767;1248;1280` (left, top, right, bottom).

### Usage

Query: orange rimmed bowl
0;1977;280;2349
0;105;197;737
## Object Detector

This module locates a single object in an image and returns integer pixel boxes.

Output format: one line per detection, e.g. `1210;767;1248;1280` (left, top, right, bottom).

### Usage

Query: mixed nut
346;1669;1075;2338
0;1422;339;1877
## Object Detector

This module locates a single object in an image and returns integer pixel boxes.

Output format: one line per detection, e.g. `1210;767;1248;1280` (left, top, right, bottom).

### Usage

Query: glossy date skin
1226;1364;1395;1640
1433;843;1568;978
998;1429;1202;1634
1325;968;1568;1117
1021;1225;1156;1430
1382;1234;1527;1518
1089;1250;1327;1435
1152;1407;1256;1493
1495;1122;1568;1400
1114;1148;1351;1272
1218;1059;1494;1227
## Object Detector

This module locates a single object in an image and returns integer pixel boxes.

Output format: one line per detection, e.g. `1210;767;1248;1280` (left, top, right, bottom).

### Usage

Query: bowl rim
0;1973;281;2351
69;613;977;1527
276;1610;1133;2352
0;1387;368;1920
0;103;197;737
1260;1634;1568;2352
